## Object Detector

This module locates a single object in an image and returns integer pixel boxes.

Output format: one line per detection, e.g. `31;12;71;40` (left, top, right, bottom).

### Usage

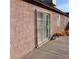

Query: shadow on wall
65;22;69;31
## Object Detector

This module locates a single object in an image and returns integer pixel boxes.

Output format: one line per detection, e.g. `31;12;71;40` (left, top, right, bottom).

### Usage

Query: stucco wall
11;0;35;59
51;12;68;35
11;0;68;59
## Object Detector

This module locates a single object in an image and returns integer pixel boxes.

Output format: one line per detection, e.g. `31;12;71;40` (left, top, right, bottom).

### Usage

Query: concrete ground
22;36;69;59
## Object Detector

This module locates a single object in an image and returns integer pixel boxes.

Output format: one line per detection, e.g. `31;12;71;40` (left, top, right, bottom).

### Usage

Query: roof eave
23;0;69;17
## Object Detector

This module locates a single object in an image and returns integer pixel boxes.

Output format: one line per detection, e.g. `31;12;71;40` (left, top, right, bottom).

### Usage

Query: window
57;15;61;27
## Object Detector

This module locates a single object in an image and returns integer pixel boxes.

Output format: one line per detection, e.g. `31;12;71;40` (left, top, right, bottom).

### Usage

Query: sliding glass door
37;11;50;47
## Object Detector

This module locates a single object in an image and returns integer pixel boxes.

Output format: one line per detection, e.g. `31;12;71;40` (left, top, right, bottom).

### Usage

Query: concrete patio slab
21;36;69;59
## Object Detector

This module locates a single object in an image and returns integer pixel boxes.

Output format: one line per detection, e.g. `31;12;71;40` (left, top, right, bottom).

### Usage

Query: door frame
34;9;51;48
34;9;38;48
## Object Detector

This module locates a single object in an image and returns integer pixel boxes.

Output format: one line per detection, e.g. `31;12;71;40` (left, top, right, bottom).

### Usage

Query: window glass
57;15;61;27
37;11;50;39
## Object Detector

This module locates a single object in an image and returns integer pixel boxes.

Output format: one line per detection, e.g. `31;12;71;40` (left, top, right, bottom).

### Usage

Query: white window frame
37;11;50;38
57;15;61;27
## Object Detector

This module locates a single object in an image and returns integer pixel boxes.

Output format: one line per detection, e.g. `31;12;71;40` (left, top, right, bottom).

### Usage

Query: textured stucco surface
11;0;35;59
11;0;68;59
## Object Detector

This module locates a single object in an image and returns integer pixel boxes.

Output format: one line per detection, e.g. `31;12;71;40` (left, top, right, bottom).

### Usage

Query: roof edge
23;0;69;17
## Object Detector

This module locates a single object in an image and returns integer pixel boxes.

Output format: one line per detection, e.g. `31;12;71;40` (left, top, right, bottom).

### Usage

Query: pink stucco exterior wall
50;12;68;35
11;0;68;59
11;0;35;59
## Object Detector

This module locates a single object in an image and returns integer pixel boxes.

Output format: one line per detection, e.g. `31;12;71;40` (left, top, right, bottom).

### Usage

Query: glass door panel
37;11;50;46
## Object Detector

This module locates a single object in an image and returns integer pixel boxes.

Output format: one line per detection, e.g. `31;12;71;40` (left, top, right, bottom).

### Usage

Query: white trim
57;15;61;27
